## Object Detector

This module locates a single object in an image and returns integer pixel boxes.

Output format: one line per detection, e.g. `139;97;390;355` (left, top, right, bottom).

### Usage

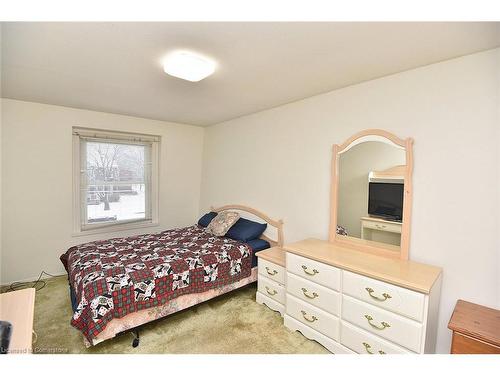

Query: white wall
201;48;500;353
0;99;204;283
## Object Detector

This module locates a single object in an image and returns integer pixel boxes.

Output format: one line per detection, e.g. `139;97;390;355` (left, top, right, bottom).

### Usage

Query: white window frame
72;127;160;236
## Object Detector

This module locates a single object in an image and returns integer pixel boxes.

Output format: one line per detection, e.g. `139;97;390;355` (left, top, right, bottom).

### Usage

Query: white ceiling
2;22;499;126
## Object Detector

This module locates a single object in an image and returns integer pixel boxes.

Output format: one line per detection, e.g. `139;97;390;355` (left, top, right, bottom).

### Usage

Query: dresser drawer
286;272;340;316
343;271;425;321
258;258;285;284
341;321;412;354
258;276;285;305
286;294;340;341
286;253;341;291
362;219;401;234
451;332;500;354
342;295;423;352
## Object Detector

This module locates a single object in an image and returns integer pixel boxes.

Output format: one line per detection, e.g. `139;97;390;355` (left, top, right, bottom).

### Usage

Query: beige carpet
16;276;329;354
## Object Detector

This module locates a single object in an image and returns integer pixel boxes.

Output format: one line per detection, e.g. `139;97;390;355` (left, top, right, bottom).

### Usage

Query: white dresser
256;247;286;316
282;239;442;354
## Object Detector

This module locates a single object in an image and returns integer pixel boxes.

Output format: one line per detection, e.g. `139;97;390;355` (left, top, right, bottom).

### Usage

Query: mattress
60;224;258;343
88;267;258;346
67;236;269;313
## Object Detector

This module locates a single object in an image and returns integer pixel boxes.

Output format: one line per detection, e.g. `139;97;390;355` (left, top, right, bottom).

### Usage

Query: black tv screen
368;182;404;221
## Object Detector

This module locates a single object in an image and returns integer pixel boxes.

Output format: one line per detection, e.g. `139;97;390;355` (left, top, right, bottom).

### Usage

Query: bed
60;204;284;347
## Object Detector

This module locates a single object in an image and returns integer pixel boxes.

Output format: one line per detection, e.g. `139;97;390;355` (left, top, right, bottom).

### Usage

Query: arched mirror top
329;129;414;260
337;129;410;154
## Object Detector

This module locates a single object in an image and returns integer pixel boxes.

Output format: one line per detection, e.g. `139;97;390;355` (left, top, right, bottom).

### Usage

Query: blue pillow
246;238;270;252
247;239;270;268
226;217;267;242
197;212;217;227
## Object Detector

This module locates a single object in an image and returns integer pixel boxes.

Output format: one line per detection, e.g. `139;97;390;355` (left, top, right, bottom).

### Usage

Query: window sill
72;220;160;237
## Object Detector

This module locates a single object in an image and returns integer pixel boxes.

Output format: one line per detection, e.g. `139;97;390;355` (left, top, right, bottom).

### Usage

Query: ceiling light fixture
163;51;216;82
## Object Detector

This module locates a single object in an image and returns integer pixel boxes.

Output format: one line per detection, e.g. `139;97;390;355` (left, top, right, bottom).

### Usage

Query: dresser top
256;246;286;267
448;300;500;346
284;238;442;294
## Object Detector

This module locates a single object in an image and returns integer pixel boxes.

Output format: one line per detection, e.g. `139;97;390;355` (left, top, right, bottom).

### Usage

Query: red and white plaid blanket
60;225;252;342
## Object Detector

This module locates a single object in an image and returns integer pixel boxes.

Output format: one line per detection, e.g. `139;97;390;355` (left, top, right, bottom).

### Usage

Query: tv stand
360;216;402;246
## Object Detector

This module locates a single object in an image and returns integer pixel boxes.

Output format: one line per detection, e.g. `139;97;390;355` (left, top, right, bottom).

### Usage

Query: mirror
329;130;413;260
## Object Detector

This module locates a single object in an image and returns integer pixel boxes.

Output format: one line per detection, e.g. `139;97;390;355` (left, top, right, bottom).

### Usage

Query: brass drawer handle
301;287;319;299
365;287;392;301
364;314;391;330
301;310;318;323
363;342;385;354
265;286;277;296
301;265;319;276
265;266;278;276
363;342;374;354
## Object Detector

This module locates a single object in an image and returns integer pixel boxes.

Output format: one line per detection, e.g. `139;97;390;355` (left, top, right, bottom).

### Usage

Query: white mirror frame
329;129;414;260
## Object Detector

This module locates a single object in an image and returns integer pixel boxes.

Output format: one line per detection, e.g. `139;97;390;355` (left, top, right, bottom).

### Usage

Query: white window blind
73;127;160;233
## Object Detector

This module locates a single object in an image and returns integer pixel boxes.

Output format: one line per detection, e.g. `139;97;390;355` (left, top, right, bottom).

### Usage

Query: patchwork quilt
60;225;252;342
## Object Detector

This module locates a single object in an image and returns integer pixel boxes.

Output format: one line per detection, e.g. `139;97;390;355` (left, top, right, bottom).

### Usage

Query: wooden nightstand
255;247;286;316
448;300;500;354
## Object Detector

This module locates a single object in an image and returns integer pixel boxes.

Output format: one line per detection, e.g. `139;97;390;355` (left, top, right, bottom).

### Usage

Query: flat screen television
368;182;404;222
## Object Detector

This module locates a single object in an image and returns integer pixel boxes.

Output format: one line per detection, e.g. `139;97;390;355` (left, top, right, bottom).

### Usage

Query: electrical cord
6;270;58;292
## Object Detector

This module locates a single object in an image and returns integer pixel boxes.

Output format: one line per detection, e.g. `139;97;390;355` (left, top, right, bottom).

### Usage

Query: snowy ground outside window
87;185;146;223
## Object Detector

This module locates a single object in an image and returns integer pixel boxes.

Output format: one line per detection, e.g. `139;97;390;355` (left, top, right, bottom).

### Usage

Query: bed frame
211;204;284;247
86;204;284;348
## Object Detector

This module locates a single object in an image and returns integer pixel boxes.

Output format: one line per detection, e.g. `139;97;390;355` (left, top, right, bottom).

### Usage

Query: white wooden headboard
211;204;284;247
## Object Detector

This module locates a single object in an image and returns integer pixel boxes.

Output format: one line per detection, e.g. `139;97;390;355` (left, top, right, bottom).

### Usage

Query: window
73;128;160;234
